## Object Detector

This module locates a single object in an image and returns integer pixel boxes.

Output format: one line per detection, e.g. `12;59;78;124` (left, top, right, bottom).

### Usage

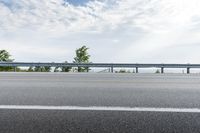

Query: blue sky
1;0;200;63
65;0;91;6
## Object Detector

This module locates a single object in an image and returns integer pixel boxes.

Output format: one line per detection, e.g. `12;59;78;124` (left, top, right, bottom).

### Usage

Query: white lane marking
0;105;200;113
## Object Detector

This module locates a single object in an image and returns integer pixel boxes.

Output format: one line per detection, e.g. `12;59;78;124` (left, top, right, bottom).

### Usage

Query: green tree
34;66;42;72
43;66;51;72
0;50;12;61
33;66;51;72
54;67;60;72
155;69;160;73
54;61;71;72
27;67;34;72
61;61;71;72
0;50;14;71
73;45;90;72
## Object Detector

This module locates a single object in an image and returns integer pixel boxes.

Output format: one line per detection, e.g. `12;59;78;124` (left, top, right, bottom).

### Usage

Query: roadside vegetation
155;69;160;73
0;50;15;71
1;46;161;73
0;45;91;72
116;69;132;73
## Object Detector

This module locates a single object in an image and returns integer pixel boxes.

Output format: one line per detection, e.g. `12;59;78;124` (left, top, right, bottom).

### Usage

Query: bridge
0;62;200;73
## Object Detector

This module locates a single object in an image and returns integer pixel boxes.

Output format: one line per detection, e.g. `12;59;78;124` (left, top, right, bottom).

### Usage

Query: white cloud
1;0;200;63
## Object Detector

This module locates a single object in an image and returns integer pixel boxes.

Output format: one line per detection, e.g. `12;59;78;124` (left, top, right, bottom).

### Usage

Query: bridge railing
0;62;199;73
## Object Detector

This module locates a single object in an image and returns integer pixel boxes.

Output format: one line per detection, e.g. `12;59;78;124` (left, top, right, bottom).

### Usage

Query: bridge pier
136;67;139;73
161;67;164;74
187;67;190;74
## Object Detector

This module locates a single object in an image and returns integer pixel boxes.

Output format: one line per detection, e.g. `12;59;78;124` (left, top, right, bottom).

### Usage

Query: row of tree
0;45;91;72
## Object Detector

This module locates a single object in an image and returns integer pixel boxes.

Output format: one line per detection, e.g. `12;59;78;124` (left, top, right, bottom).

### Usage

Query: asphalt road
1;73;200;133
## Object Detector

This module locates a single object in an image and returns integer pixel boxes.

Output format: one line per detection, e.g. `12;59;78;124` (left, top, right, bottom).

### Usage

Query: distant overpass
0;62;200;73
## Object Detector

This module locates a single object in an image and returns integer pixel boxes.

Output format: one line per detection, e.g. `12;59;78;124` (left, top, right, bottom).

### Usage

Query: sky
1;0;200;63
66;0;91;6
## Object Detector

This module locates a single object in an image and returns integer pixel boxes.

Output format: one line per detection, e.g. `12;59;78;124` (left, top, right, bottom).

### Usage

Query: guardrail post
187;67;190;74
161;67;164;73
136;67;139;73
111;66;114;73
14;66;17;72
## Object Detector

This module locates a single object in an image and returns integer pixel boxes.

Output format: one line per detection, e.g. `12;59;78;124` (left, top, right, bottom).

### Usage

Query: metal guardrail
0;62;199;73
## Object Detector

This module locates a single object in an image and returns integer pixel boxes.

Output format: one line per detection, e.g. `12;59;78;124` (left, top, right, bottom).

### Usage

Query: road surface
0;73;200;133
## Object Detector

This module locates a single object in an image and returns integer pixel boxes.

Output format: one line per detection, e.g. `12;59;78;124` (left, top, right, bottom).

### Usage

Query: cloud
1;0;200;32
1;0;200;63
